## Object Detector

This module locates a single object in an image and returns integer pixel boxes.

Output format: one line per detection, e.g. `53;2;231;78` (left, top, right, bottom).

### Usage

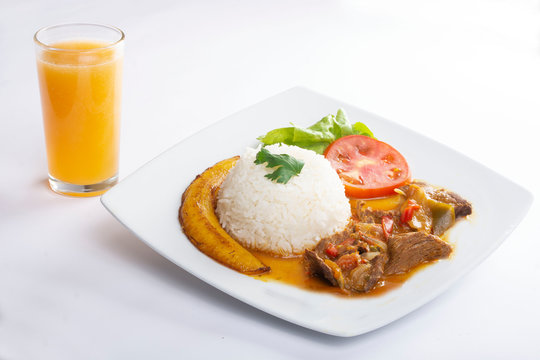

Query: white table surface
1;0;539;358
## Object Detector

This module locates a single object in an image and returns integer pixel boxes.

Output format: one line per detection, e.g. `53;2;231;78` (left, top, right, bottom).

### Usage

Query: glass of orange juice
34;23;124;197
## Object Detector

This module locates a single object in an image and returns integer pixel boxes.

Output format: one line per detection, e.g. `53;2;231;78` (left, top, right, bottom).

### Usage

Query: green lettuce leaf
257;109;374;154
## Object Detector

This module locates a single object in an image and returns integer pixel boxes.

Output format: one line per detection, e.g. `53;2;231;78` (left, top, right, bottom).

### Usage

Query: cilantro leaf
254;147;304;184
257;108;375;154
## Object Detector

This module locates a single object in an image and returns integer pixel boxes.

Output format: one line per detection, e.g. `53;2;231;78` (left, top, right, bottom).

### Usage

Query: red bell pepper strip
325;242;338;258
381;215;394;239
400;199;421;224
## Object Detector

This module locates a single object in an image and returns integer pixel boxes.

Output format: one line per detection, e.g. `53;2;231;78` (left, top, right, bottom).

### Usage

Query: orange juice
36;39;123;189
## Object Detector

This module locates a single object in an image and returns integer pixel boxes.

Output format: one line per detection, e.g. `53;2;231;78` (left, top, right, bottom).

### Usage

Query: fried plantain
179;156;270;275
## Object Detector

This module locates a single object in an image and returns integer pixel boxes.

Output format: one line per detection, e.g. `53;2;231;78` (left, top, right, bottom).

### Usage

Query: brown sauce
250;250;433;297
248;197;442;298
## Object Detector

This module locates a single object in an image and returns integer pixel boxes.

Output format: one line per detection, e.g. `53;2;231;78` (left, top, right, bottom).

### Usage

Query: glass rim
34;23;125;52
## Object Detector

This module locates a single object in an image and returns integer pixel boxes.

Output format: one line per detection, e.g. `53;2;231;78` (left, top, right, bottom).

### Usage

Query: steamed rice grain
216;144;351;256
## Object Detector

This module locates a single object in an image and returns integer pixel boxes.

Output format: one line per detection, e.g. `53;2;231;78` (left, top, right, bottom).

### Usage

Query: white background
1;0;539;359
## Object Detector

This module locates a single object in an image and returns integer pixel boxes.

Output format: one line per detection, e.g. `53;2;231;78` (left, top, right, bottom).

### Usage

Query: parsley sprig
254;147;304;184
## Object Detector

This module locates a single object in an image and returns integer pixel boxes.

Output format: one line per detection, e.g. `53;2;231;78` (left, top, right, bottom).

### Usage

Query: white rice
216;144;351;256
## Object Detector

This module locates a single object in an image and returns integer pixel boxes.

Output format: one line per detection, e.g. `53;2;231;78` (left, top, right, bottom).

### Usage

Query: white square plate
101;87;532;337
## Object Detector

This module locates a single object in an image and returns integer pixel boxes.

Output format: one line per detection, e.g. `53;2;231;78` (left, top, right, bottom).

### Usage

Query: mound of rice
216;144;351;256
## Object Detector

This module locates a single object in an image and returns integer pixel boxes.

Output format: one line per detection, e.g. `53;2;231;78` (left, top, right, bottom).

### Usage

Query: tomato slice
324;135;410;198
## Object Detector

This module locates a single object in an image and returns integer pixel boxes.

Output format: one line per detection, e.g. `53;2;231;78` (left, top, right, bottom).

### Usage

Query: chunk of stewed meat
345;253;387;292
356;207;401;226
428;188;472;219
304;250;340;287
385;232;452;275
304;222;390;293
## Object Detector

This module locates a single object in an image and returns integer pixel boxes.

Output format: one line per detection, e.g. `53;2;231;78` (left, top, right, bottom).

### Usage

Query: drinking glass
34;23;124;196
